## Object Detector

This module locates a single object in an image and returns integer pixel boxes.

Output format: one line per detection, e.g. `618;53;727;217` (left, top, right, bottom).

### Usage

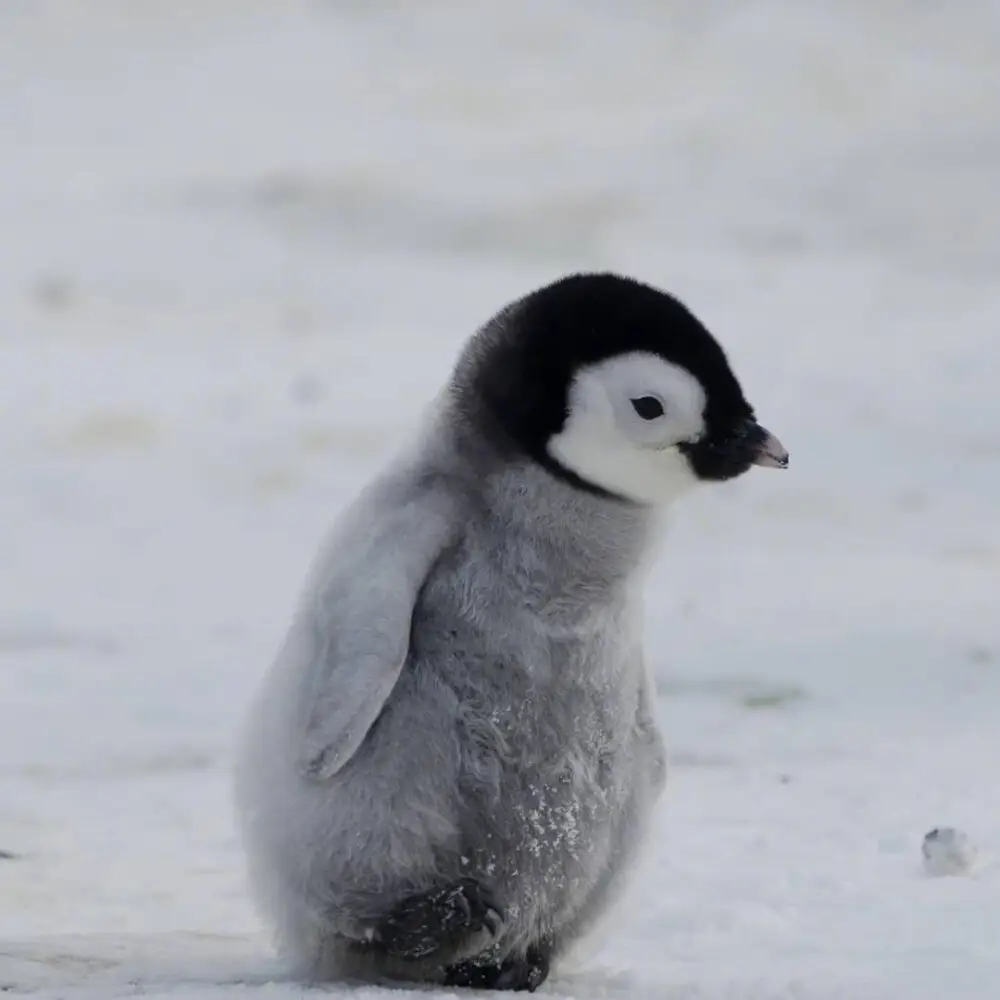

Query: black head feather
453;272;759;495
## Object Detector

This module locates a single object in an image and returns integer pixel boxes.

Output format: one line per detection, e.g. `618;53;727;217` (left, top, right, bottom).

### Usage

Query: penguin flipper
293;472;459;781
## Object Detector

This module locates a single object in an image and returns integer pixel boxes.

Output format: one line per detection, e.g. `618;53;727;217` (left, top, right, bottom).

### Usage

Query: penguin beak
679;417;789;480
747;423;789;469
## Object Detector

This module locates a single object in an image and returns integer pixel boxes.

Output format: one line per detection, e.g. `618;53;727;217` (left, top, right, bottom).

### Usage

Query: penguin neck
431;398;667;602
479;456;665;598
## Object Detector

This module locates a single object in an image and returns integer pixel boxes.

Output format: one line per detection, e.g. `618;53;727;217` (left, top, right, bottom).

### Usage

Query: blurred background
1;2;998;997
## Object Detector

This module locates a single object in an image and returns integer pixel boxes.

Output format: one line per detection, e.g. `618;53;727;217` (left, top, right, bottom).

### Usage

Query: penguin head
458;272;787;505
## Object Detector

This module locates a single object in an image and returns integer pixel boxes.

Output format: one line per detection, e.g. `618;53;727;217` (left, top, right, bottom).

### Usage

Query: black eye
630;396;665;420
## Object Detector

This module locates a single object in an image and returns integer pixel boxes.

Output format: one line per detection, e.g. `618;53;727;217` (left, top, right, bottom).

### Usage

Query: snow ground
1;1;999;996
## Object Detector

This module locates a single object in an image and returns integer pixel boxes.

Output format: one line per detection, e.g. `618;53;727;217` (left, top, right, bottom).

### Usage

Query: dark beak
746;422;789;469
679;417;789;481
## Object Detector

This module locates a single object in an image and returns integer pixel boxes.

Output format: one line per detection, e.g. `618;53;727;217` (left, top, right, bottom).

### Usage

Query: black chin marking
540;451;636;504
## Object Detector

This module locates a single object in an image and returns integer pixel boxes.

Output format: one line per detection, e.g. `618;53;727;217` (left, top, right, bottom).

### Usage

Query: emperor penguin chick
235;273;788;991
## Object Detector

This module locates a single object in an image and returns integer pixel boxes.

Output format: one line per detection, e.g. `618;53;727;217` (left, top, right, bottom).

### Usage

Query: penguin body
235;274;787;991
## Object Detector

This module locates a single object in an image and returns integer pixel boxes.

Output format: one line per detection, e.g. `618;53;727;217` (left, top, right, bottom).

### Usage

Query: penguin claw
444;940;551;992
374;878;504;960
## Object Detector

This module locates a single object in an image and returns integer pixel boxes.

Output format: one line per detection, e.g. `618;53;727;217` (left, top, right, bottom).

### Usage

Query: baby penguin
235;273;787;991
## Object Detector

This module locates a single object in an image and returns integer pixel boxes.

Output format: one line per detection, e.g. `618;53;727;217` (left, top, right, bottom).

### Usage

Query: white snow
2;1;1000;997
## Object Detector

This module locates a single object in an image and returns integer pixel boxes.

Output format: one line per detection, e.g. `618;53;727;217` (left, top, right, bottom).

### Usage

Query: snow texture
1;1;999;997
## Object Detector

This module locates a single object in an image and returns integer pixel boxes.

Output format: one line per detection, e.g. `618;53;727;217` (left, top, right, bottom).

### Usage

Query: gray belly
410;615;645;940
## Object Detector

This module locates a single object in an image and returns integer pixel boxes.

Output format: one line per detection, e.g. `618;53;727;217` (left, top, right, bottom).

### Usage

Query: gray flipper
295;472;459;781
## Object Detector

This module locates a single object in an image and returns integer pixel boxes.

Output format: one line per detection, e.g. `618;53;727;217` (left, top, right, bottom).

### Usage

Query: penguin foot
373;878;504;961
444;940;551;992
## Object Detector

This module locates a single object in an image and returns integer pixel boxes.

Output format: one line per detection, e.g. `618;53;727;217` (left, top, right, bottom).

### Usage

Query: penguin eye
629;396;665;420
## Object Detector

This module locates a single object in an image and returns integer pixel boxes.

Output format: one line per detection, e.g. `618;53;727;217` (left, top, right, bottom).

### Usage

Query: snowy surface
2;1;1000;996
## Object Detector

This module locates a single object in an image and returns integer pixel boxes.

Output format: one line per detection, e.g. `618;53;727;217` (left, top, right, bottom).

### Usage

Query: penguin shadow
309;971;693;999
0;933;799;999
330;967;752;999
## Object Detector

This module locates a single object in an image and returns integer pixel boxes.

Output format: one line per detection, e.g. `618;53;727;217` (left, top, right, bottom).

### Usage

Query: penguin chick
235;272;788;992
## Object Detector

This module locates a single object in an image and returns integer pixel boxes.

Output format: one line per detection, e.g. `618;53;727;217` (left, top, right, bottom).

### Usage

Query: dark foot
445;941;551;992
373;878;504;961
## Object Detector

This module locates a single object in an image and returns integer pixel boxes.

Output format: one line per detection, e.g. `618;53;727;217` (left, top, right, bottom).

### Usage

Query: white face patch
547;352;708;505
